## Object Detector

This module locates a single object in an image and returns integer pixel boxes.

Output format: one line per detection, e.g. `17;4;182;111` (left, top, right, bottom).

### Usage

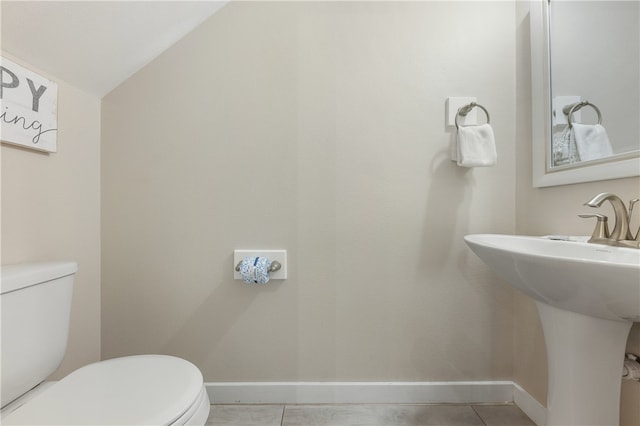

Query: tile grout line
470;405;488;426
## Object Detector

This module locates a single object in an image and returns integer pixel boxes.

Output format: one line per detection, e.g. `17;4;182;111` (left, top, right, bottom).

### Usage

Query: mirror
531;0;640;187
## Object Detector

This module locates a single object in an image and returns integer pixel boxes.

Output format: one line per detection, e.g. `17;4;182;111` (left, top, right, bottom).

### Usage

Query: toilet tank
0;262;77;408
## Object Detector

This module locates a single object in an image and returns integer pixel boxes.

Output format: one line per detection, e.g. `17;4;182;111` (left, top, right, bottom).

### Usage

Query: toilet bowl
0;262;210;425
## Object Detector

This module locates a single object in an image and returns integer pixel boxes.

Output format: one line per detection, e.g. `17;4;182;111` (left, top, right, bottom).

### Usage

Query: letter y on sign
0;56;58;152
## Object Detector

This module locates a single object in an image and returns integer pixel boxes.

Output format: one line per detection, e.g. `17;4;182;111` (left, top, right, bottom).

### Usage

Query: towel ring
455;102;490;130
562;100;602;128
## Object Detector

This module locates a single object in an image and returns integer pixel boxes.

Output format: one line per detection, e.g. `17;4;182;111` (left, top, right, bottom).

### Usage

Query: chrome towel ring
562;100;602;128
455;102;490;130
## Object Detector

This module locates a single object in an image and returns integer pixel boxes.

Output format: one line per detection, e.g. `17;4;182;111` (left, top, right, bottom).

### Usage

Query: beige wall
0;53;102;378
515;3;640;424
102;1;517;382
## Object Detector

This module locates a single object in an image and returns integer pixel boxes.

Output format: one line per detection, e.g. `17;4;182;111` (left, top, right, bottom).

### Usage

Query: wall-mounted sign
0;57;58;153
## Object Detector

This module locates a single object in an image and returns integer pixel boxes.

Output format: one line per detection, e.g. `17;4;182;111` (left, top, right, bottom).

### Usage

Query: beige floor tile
282;404;485;426
472;405;536;426
206;404;284;426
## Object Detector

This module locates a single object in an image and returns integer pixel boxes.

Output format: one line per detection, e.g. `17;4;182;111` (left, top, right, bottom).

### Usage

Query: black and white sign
1;57;58;152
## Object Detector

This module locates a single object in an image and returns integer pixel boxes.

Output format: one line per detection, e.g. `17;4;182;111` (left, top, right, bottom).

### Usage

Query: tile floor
206;403;536;426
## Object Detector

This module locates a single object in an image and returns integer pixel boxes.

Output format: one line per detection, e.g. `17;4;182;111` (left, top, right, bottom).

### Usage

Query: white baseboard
513;383;547;426
206;381;514;405
206;381;546;425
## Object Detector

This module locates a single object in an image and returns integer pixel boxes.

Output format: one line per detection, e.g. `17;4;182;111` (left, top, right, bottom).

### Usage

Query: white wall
102;1;517;383
1;52;102;378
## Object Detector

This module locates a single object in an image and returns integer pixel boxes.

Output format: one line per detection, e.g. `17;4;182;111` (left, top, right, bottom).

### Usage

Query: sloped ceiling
1;1;228;97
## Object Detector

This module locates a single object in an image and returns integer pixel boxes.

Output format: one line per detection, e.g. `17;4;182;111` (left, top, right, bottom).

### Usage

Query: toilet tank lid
0;262;78;295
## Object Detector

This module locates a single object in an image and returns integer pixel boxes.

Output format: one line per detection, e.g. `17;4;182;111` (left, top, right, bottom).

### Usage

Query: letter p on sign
0;56;58;153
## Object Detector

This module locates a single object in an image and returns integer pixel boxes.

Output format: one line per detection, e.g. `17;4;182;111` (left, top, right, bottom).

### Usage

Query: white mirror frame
531;0;640;188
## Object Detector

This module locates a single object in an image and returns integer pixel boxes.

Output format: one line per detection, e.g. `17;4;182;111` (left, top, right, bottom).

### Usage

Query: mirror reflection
549;0;639;168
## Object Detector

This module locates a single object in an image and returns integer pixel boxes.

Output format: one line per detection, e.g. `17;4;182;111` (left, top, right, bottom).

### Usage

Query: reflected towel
456;123;497;167
570;123;613;162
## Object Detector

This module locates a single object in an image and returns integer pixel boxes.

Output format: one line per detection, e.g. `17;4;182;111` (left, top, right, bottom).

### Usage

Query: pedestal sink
464;234;640;426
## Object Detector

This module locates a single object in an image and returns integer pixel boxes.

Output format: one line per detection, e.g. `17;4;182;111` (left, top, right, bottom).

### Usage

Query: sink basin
464;234;640;426
464;234;640;322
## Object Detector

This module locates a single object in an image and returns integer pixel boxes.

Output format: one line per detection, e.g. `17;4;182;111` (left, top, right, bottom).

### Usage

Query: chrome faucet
581;192;640;248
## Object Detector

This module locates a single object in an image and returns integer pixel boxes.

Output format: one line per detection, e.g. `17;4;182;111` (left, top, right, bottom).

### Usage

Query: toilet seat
3;355;209;425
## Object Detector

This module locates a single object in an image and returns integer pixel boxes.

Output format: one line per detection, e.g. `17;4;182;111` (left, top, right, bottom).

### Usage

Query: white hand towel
456;123;497;167
570;123;613;162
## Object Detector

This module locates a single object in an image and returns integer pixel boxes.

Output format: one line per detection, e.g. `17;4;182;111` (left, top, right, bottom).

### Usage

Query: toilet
0;262;210;425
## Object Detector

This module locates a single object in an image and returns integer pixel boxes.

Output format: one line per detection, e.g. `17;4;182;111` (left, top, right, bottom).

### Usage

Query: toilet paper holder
235;259;282;273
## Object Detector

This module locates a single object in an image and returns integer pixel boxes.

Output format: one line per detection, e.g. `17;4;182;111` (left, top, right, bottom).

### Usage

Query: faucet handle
629;198;639;220
629;199;640;241
579;213;610;242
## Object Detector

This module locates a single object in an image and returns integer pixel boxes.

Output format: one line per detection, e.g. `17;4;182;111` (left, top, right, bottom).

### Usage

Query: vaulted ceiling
1;1;228;97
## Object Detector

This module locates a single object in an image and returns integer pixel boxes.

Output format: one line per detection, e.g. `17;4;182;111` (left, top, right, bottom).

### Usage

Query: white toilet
0;262;210;425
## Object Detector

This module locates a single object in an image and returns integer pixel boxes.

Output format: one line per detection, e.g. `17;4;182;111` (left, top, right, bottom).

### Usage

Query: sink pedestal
536;302;632;426
464;234;639;425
